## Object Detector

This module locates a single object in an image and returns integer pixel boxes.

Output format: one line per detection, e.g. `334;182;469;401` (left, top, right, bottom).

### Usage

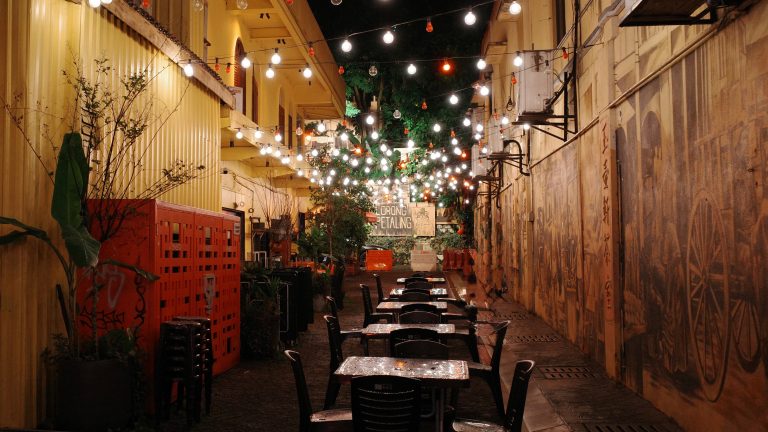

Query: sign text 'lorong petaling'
370;203;435;237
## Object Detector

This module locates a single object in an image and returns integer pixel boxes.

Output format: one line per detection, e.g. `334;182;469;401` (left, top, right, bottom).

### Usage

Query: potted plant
240;268;281;359
312;269;331;312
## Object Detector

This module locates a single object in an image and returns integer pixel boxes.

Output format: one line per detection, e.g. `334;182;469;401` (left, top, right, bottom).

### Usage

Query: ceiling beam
221;147;264;161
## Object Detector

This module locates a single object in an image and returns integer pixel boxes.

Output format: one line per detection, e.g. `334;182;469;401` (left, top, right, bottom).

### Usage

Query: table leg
363;336;369;356
435;388;445;432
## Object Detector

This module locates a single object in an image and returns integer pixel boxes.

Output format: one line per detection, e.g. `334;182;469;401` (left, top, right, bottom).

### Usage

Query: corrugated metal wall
0;0;221;427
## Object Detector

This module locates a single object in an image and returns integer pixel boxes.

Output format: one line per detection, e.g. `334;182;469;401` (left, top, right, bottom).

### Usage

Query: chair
468;321;510;418
399;291;432;302
400;303;438;314
325;296;362;342
373;273;389;304
351;376;422;432
398;311;442;325
405;281;433;290
361;284;394;326
388;328;440;353
452;360;536;432
441;305;480;362
284;350;353;432
323;315;345;410
402;287;431;295
393;339;450;360
404;277;429;284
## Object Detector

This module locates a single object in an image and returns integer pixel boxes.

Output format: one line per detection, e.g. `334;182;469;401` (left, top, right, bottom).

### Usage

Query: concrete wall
475;0;768;429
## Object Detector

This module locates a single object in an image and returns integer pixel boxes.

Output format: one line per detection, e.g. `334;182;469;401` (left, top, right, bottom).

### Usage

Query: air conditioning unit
487;115;504;153
471;145;487;177
516;51;554;116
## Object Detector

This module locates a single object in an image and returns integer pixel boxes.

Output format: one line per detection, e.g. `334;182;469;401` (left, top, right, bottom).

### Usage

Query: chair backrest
404;277;428;284
323;315;344;371
399;291;431;302
398;311;441;325
490;321;511;374
400;303;438;314
284;350;313;432
504;360;536;432
405;281;432;290
393;339;450;360
373;273;385;304
351;375;422;432
360;284;375;325
325;296;339;320
402;287;430;294
388;328;440;353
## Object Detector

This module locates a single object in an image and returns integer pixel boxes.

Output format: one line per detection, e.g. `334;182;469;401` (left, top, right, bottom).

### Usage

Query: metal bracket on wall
514;72;577;142
476;139;530;209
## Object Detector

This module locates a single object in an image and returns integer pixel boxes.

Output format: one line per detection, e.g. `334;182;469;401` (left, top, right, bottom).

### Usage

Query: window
234;39;247;115
279;104;285;140
555;0;567;45
251;74;259;124
288;115;294;149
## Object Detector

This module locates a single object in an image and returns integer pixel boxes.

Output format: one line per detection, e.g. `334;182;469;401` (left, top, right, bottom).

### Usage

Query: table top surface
390;287;448;296
362;323;455;337
334;356;470;387
396;277;446;284
376;301;449;312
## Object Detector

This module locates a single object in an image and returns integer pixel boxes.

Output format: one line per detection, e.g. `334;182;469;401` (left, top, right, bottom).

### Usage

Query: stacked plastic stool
156;320;206;427
173;316;214;415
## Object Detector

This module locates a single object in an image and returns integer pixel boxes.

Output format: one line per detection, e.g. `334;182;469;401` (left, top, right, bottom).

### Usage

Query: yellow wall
0;0;222;427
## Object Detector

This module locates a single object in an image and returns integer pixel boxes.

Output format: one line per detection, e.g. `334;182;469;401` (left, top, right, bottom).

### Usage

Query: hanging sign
370;203;435;237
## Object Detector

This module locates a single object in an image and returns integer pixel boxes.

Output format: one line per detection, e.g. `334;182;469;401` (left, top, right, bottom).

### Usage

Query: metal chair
405;281;433;290
325;296;362;342
351;375;422;432
373;273;389;304
399;291;432;302
442;305;480;362
284;350;353;432
388;328;441;354
323;315;345;410
404;277;429;284
452;360;536;432
398;311;442;325
393;339;450;360
361;284;394;326
467;321;511;418
400;303;438;314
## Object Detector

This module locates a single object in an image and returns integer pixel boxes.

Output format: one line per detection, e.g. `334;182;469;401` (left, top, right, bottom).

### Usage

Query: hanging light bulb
296;154;304;161
255;128;263;139
407;63;417;75
464;9;476;25
421;100;428;110
275;131;283;142
501;115;510;125
451;138;459;145
463;118;471;127
265;64;275;79
476;124;484;132
341;39;353;53
513;51;523;67
433;124;441;132
316;122;326;133
88;0;101;8
271;48;282;65
297;169;304;177
274;149;282;158
365;114;375;125
342;154;349;162
236;0;248;10
340;132;349;141
441;59;452;72
426;18;434;32
311;149;319;157
379;143;388;152
382;29;394;44
509;0;522;15
366;157;373;165
453;147;462;156
183;63;194;77
449;94;459;105
562;47;569;60
371;131;380;140
331;0;342;4
368;65;378;76
393;109;402;119
235;129;244;139
338;65;345;75
241;56;251;69
407;139;415;148
296;126;304;136
476;58;487;70
475;132;482;140
302;64;312;79
307;43;315;57
523;123;531;130
479;85;490;96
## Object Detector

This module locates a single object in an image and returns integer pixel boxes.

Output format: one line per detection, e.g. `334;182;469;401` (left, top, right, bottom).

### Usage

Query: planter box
366;250;393;271
410;250;437;272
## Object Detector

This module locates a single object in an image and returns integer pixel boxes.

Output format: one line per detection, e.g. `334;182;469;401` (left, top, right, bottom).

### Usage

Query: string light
479;85;490;96
183;63;194;77
365;114;375;125
383;29;395;44
255;128;263;139
407;63;417;75
235;129;244;139
509;0;521;15
562;47;569;60
501;115;510;125
463;118;471;127
433;123;441;132
341;39;352;52
426;18;433;32
275;131;283;142
265;64;275;78
476;124;484;132
407;139;415;148
441;59;452;72
316;122;326;133
302;64;313;78
464;8;476;25
449;94;459;105
338;65;345;75
371;131;380;140
476;58;487;70
271;49;282;65
513;51;523;67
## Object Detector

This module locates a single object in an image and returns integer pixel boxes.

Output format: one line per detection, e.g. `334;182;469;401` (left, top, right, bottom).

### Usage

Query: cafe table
360;323;456;355
389;287;449;299
397;276;446;285
334;356;470;432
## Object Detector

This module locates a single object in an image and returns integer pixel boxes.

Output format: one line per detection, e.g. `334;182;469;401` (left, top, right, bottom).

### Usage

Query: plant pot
241;310;280;359
54;358;132;432
313;294;327;312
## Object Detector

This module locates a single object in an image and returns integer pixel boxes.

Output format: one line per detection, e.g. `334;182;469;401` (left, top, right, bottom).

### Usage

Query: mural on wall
616;19;768;429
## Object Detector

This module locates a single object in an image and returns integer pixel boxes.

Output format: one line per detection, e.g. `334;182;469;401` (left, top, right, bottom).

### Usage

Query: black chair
405;281;433;290
373;273;389;304
323;315;345;410
156;320;205;426
172;316;214;416
453;360;536;432
399;291;432;302
442;305;480;362
402;287;431;295
400;303;438;314
468;321;510;418
361;284;394;326
388;328;440;353
325;296;362;342
393;339;450;360
398;311;442;324
351;376;422;432
404;277;429;284
284;350;353;432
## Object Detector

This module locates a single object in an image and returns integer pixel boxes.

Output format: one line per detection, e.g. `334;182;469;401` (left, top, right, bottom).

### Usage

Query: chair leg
487;375;505;419
466;336;480;362
323;376;341;410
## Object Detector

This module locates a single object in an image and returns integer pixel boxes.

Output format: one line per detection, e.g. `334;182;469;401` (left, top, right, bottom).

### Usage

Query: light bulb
371;131;379;140
88;0;101;7
296;126;304;136
183;63;194;77
241;56;251;69
193;0;204;11
364;167;371;173
407;139;415;148
342;154;349;161
481;147;489;154
451;138;458;145
386;150;393;157
480;85;490;96
453;147;462;155
311;149;319;157
407;64;417;75
274;149;282;158
501;115;510;125
463;118;471;127
513;51;523;67
331;0;342;5
255;129;263;139
351;158;359;167
296;154;304;161
449;94;459;105
265;64;275;79
237;0;248;9
476;124;484;132
523;123;531;130
341;39;352;53
476;58;487;70
379;144;387;152
340;132;349;141
464;9;476;25
433;124;441;132
369;65;378;76
275;132;283;142
393;109;402;119
302;65;312;78
101;0;112;3
366;157;373;165
297;169;304;177
509;0;522;15
365;114;375;125
383;30;394;44
475;133;482;140
235;130;244;139
271;49;282;65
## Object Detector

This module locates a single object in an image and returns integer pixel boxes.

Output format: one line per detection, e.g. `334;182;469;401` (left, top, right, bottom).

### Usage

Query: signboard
370;203;435;237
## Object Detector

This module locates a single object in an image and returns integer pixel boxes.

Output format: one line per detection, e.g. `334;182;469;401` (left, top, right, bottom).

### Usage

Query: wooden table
361;323;456;355
389;287;448;299
335;356;470;432
397;277;446;285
